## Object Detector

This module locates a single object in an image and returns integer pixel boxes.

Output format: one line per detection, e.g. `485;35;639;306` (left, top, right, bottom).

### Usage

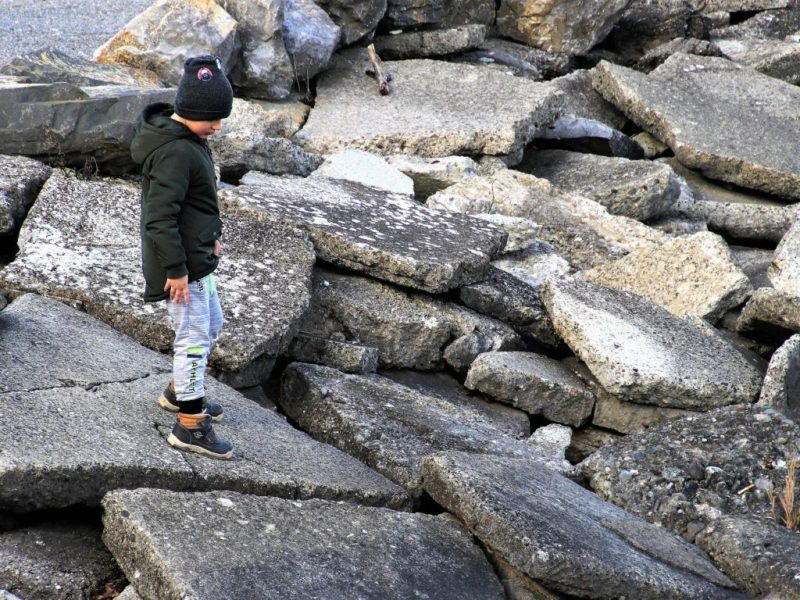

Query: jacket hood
130;103;195;165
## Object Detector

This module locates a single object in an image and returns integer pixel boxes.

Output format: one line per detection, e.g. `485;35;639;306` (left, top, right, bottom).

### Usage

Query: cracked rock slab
593;53;800;199
280;363;547;499
422;451;740;599
287;333;378;374
103;489;504;600
220;175;506;293
542;277;763;409
580;231;753;322
0;155;51;239
0;171;315;373
294;52;561;159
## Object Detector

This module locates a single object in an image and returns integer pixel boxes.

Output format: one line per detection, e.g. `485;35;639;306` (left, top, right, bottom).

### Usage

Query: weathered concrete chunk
757;333;800;420
704;0;792;11
94;0;239;85
211;132;322;178
0;522;124;600
593;54;800;199
716;37;800;84
769;217;800;296
581;405;800;539
283;0;341;82
491;243;571;290
737;287;800;343
549;69;628;130
730;245;773;289
0;155;51;239
385;154;478;199
294;52;561;159
542;278;763;409
427;170;666;270
523;149;680;221
220;175;506;293
422;451;740;599
711;7;800;40
465;352;595;427
566;426;622;463
382;0;495;27
472;214;538;253
280;363;546;498
309;149;415;196
220;96;310;139
696;515;800;598
0;47;163;87
287;333;379;374
373;25;486;60
581;232;752;322
593;389;699;434
608;0;697;59
462;37;572;80
103;489;504;600
636;38;724;72
0;172;315;375
314;0;387;46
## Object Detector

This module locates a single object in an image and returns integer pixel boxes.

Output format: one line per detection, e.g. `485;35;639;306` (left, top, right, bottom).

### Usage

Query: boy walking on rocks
130;55;234;460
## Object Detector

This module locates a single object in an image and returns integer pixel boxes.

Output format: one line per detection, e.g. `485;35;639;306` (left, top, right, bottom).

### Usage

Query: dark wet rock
103;489;504;600
608;0;696;60
542;277;763;409
580;405;800;538
280;363;546;498
757;334;800;420
220;175;507;293
0;172;315;374
422;451;740;599
0;155;51;239
283;0;341;82
464;351;595;427
373;25;486;60
287;333;378;374
531;117;644;160
0;521;124;600
737;287;800;344
315;0;387;46
549;69;628;130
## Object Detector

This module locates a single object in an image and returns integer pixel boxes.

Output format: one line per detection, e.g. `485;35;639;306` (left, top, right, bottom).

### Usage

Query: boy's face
183;119;223;139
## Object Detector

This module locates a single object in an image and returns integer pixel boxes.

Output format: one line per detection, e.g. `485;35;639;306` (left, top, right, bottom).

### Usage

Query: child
130;55;234;459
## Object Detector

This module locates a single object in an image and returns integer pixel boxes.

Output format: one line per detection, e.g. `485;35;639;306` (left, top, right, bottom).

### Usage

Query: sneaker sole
166;433;233;460
158;394;223;423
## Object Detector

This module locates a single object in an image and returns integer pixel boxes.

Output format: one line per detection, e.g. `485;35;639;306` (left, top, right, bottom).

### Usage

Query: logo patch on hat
197;67;213;81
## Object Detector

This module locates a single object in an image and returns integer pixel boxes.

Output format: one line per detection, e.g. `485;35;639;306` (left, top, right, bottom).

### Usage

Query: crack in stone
2;370;171;395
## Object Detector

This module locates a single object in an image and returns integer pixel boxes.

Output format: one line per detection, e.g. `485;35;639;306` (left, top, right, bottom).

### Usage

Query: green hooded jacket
130;103;222;302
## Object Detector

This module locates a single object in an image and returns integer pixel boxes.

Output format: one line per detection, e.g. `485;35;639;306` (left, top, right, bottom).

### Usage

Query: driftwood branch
365;43;392;95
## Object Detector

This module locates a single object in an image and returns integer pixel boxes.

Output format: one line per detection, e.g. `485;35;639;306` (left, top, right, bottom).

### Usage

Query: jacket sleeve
144;145;192;279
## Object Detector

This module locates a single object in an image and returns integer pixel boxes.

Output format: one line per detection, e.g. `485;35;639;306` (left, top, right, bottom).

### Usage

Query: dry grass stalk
769;457;800;530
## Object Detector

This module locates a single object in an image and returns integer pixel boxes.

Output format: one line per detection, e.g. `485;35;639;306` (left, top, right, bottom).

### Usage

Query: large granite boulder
93;0;239;85
0;522;124;600
593;53;800;200
219;175;506;293
580;231;752;322
0;172;315;376
427;169;665;270
283;0;341;82
218;0;294;100
422;451;741;599
522;149;680;221
314;0;387;46
0;81;174;172
542;278;763;409
496;0;631;56
294;52;561;159
103;489;504;600
757;333;800;420
0;155;50;240
0;294;408;513
280;363;547;498
373;25;486;60
580;405;800;541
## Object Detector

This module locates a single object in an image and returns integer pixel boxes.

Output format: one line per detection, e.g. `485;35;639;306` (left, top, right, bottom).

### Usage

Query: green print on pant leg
187;346;204;394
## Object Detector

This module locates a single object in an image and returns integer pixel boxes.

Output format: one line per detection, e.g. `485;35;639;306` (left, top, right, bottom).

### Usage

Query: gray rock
115;587;143;600
383;0;446;27
283;0;340;82
314;0;387;46
103;489;504;600
0;522;123;600
459;266;560;348
463;37;572;79
716;37;800;84
0;155;50;239
581;405;800;539
0;82;174;172
581;231;752;322
491;243;572;289
757;334;800;420
427;170;666;270
210;132;322;179
0;172;315;374
566;426;622;463
287;333;379;374
219;0;294;100
608;0;696;59
769;217;800;296
593;53;800;200
465;351;595;427
488;550;563;600
93;0;239;85
220;175;507;293
373;25;486;60
711;7;800;40
542;277;763;409
531;117;645;159
471;214;538;253
280;363;548;498
549;69;628;130
443;330;493;372
705;0;792;10
633;131;670;158
220;96;311;139
294;52;561;159
0;47;163;87
381;369;531;439
730;245;773;289
496;0;630;56
636;38;724;72
309;149;415;195
593;389;699;435
526;424;573;474
385;154;478;199
523;149;680;221
208;352;276;389
696;515;800;598
422;451;740;599
737;287;800;343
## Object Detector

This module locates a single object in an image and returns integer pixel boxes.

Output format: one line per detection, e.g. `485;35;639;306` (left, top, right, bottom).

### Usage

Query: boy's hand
164;276;190;304
213;240;222;257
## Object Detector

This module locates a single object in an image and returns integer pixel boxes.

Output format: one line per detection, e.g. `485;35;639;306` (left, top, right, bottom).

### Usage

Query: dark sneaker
158;382;223;422
166;416;233;460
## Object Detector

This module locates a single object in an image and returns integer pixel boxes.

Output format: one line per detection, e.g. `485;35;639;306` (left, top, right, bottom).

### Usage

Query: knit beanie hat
174;56;233;121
